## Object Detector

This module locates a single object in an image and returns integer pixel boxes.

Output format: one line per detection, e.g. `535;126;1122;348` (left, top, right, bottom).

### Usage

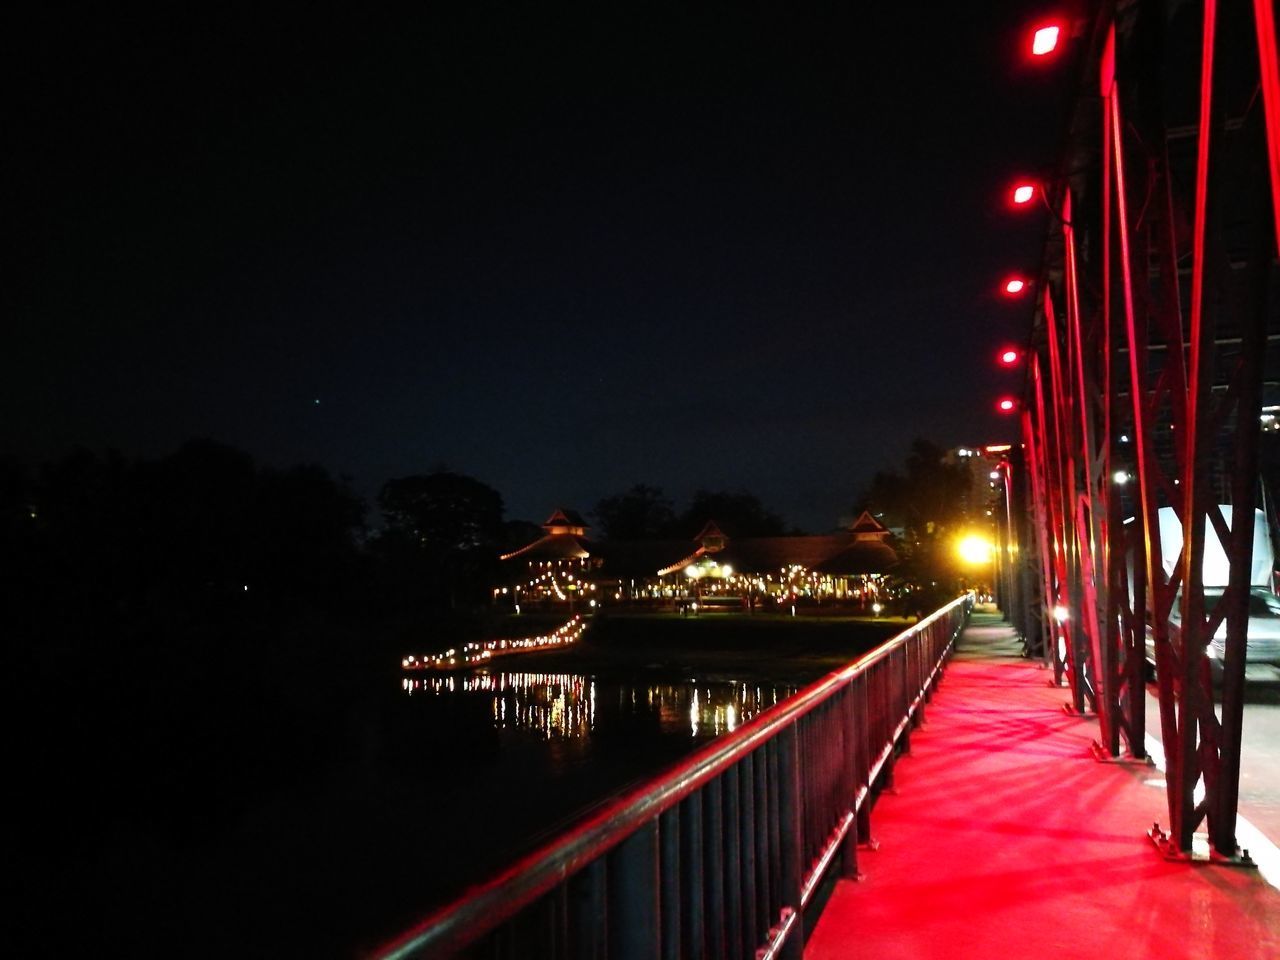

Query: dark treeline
2;441;518;955
3;442;514;640
5;438;965;955
5;439;804;954
4;443;800;651
591;484;794;540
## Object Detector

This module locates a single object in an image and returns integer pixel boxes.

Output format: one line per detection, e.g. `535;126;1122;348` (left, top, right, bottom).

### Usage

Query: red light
1012;183;1035;205
999;348;1020;365
1004;278;1027;295
997;398;1017;413
1032;24;1061;56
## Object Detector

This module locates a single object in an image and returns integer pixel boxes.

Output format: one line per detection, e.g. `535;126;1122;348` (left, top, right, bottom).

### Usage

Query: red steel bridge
367;2;1280;956
990;0;1280;862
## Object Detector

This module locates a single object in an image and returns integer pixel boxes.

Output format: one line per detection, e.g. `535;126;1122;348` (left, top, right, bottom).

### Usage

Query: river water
142;668;798;958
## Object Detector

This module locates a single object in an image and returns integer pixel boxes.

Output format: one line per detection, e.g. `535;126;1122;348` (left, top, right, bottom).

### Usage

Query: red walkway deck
805;613;1280;959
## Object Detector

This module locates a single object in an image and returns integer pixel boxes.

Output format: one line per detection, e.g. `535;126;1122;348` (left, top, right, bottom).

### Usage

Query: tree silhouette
679;489;788;537
377;471;505;610
592;484;677;539
858;438;978;595
860;439;971;542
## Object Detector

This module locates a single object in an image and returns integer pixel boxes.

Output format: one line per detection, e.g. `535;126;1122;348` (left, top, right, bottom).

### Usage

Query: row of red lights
994;19;1063;416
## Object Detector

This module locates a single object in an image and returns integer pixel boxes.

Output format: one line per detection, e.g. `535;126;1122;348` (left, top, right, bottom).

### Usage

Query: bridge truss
995;0;1280;858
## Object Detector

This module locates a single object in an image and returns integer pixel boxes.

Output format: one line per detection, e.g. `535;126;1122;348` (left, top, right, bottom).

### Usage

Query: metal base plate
1089;740;1155;765
1147;824;1258;868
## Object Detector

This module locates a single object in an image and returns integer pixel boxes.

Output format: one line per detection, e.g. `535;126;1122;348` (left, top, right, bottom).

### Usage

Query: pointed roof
499;508;590;561
500;534;591;561
816;539;899;575
849;511;891;541
694;520;728;552
542;508;587;536
656;548;708;577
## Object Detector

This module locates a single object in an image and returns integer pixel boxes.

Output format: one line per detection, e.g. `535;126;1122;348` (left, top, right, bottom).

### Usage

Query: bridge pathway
805;612;1280;959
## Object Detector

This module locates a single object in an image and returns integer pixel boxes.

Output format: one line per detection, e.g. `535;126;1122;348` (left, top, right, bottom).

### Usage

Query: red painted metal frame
1044;286;1092;708
1018;0;1277;855
1023;399;1058;669
1255;0;1280;252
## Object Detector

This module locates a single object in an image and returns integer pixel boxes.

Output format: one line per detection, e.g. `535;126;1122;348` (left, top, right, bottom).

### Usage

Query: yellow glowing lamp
956;534;994;565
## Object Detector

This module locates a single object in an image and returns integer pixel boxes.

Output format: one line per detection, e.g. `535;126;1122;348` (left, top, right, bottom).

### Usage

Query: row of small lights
993;21;1065;416
983;22;1274;465
495;568;604;606
402;615;587;671
694;563;889;602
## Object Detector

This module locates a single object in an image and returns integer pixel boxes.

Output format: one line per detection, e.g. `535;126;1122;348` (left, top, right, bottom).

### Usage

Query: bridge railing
376;594;973;960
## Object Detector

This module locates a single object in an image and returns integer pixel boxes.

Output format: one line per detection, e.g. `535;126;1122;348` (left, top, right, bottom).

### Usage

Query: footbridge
371;0;1280;955
373;601;1280;959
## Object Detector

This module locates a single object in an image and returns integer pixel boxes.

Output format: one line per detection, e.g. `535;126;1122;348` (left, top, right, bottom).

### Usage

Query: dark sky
9;3;1066;532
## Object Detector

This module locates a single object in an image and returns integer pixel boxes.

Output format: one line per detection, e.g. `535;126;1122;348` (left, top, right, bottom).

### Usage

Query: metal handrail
375;594;973;960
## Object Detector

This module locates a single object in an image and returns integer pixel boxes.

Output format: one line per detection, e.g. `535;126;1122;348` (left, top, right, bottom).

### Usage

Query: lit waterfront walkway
805;612;1280;960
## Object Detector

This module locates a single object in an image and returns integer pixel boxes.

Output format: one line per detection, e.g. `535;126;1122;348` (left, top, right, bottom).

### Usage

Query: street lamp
1031;24;1062;57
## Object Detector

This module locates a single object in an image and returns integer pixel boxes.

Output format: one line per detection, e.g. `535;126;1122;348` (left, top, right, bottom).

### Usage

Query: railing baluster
841;685;859;879
724;765;743;959
608;822;660;960
705;775;726;958
659;807;680;960
570;859;606;960
766;740;782;929
739;752;760;949
777;726;805;960
852;672;870;846
680;792;705;958
753;743;772;941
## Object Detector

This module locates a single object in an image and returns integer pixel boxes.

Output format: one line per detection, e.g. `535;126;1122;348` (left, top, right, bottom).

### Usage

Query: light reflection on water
401;672;794;741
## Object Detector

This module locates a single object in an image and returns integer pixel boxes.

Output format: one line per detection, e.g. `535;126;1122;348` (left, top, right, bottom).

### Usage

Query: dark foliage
857;438;979;591
859;439;972;539
679;488;789;537
374;471;506;612
7;440;367;640
592;484;677;539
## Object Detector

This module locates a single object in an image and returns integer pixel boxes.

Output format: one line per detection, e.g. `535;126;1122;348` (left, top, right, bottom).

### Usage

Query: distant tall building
945;444;1008;528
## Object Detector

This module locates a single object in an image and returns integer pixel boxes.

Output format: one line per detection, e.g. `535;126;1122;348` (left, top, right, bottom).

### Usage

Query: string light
402;616;587;671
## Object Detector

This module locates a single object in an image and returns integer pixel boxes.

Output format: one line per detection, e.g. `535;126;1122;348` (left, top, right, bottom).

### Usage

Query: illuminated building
499;509;899;609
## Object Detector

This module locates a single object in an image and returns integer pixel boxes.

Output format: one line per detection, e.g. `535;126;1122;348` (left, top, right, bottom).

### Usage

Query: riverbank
489;611;910;682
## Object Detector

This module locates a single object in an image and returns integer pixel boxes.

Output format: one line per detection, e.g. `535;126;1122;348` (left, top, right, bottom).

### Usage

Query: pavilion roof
814;539;899;574
500;512;899;576
499;533;593;561
849;510;891;539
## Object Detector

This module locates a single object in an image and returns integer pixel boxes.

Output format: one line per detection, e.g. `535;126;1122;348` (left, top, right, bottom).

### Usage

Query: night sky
10;3;1065;532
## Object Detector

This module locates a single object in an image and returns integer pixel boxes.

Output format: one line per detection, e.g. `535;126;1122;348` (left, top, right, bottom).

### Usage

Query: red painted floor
805;613;1280;960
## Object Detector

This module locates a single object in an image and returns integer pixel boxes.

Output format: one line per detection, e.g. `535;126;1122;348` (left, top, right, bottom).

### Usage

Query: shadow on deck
805;612;1280;959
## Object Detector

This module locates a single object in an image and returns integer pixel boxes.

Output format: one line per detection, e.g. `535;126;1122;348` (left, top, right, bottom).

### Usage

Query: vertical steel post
840;684;860;879
659;807;681;960
777;726;805;960
724;766;744;960
570;859;607;960
705;776;726;958
607;822;661;960
679;792;704;959
739;752;761;948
